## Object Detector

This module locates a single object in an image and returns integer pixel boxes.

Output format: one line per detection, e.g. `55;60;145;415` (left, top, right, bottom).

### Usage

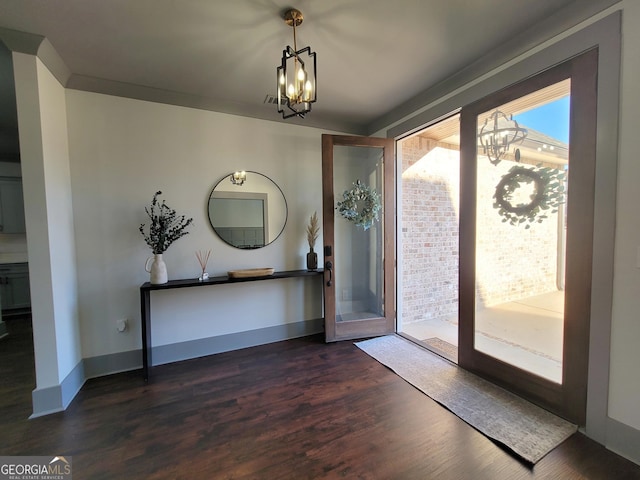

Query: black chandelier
478;110;528;165
276;8;317;119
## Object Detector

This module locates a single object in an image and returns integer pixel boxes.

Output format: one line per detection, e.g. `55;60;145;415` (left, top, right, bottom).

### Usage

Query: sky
513;96;570;144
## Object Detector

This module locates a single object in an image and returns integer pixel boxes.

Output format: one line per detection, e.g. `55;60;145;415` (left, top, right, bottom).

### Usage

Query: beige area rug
355;335;577;464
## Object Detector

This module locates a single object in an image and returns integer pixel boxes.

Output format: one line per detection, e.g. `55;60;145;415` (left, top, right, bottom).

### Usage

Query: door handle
325;261;333;287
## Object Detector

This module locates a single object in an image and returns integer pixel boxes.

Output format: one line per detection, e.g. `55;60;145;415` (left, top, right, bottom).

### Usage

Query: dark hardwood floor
0;315;35;421
1;327;640;479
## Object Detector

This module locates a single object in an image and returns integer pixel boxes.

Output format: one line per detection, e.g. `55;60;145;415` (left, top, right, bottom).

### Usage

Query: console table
140;269;324;381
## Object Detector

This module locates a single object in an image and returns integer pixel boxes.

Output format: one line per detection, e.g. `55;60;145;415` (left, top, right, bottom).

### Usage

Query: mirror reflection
208;171;287;249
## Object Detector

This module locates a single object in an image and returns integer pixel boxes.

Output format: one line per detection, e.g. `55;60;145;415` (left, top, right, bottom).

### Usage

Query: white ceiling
0;0;617;140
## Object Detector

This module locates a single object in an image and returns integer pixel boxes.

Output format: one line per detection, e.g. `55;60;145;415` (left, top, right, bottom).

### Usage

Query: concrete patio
400;290;564;383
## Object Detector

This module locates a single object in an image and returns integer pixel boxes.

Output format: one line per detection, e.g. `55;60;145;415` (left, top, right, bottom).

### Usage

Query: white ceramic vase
145;254;168;284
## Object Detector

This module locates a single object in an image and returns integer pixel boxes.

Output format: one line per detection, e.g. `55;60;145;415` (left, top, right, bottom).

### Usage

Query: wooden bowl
227;268;275;279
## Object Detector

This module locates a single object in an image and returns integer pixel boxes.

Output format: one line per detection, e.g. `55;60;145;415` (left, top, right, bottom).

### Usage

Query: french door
321;134;395;342
458;48;598;424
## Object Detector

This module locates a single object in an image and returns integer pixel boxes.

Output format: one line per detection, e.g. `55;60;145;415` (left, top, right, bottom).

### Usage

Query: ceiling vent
264;94;284;105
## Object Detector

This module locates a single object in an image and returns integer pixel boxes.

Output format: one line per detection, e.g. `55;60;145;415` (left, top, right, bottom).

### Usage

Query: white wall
65;90;328;358
608;0;640;432
36;59;81;380
13;53;81;390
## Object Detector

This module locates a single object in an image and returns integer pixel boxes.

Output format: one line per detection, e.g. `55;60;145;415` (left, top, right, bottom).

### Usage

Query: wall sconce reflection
230;171;247;186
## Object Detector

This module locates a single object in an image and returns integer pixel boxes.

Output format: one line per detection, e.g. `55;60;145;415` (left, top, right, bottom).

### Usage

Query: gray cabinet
0;263;30;312
0;177;26;234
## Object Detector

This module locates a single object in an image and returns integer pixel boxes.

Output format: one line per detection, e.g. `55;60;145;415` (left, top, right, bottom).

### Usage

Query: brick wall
401;136;561;325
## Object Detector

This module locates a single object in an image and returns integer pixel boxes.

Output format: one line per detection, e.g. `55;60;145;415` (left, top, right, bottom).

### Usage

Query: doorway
397;113;461;363
0;40;35;421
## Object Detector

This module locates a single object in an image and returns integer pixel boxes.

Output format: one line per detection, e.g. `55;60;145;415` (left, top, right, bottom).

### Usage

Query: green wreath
337;180;382;230
494;165;566;229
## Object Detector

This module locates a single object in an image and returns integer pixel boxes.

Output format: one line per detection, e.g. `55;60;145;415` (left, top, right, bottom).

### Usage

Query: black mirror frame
207;171;288;249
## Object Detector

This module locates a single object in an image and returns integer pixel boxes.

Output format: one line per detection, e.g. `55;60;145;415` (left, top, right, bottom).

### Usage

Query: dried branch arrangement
306;212;320;249
196;249;211;280
139;191;193;254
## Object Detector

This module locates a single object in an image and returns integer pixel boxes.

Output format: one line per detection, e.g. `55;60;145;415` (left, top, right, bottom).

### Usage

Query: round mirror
207;171;288;249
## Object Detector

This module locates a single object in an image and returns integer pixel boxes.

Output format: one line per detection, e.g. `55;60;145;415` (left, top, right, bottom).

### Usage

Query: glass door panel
333;145;384;323
322;134;395;342
474;81;570;383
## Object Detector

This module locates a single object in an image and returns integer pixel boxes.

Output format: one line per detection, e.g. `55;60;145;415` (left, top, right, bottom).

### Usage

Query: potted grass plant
306;211;320;271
